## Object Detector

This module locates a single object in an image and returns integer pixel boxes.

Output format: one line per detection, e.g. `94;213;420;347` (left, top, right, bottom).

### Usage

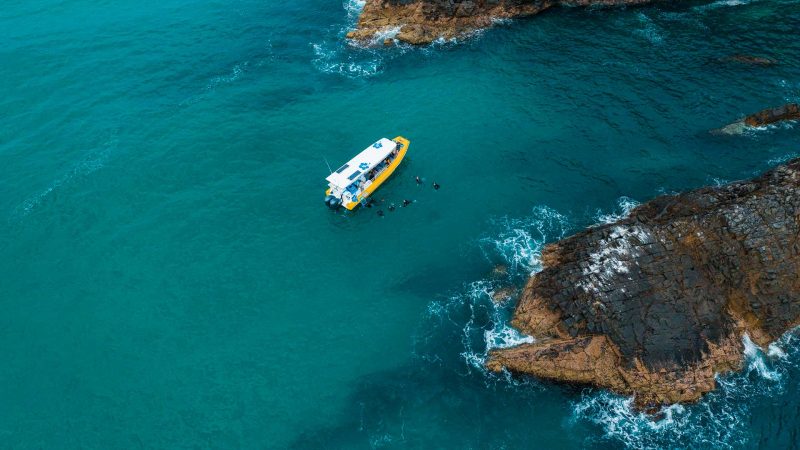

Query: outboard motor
324;195;341;209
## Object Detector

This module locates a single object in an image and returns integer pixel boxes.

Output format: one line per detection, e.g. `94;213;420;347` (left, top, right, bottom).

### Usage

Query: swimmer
402;199;412;207
377;209;384;217
415;176;422;185
432;182;440;190
388;204;396;212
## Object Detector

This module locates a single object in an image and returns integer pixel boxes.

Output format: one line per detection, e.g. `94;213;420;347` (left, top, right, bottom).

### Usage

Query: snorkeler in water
402;199;412;207
377;209;384;217
433;182;440;190
415;176;422;185
388;204;396;212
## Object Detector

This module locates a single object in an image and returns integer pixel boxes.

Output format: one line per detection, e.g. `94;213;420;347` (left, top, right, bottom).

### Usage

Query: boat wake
11;132;118;221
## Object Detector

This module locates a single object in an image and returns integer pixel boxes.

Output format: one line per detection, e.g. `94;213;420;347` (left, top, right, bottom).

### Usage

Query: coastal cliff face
487;160;800;409
347;0;655;44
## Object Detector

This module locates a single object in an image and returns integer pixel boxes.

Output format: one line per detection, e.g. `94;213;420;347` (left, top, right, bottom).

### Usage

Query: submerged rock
711;103;800;135
487;160;800;409
347;0;656;45
721;54;778;66
491;286;518;304
490;264;509;278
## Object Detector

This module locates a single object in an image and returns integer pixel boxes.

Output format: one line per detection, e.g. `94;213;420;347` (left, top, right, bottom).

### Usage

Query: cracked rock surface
487;160;800;409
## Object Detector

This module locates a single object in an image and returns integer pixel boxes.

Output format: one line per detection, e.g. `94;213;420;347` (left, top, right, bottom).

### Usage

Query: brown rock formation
711;103;800;135
487;160;800;409
347;0;655;45
744;103;800;127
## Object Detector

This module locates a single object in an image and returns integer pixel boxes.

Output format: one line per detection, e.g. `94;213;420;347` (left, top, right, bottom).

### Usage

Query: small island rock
488;159;800;409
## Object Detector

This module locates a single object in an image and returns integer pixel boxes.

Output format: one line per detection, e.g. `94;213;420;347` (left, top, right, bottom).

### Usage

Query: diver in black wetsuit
402;199;412;207
415;176;422;185
388;204;396;212
377;209;384;217
432;182;440;190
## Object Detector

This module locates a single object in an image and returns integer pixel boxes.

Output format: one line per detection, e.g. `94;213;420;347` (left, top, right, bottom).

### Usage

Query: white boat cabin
325;138;399;206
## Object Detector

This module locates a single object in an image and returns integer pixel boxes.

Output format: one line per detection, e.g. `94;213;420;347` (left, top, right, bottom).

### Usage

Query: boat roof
326;138;397;188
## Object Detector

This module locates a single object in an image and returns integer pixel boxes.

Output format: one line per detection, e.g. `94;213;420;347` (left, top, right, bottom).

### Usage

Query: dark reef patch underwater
1;0;800;447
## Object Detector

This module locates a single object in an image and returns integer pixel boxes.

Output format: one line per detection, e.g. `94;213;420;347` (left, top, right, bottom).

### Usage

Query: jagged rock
744;103;800;127
348;0;654;45
711;103;800;135
487;160;800;409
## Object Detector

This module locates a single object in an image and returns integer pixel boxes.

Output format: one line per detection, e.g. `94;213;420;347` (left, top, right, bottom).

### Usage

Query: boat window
335;163;349;174
347;170;361;180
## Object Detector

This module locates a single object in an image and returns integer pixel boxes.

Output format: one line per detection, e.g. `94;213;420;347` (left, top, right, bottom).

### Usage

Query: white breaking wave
594;196;640;225
484;323;534;350
711;177;729;187
742;333;782;382
480;205;570;275
344;0;365;20
370;26;402;44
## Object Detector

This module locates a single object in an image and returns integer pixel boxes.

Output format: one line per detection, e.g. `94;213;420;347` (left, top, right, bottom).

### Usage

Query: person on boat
433;182;440;190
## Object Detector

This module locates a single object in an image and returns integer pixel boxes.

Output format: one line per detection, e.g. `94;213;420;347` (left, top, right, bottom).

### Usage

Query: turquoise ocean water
2;0;800;447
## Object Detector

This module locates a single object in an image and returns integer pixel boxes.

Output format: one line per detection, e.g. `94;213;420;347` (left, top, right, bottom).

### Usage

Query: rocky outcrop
347;0;655;45
487;160;800;409
744;103;800;127
712;103;800;135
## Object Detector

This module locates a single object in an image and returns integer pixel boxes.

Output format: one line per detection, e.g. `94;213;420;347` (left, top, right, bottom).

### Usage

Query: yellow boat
324;136;410;210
